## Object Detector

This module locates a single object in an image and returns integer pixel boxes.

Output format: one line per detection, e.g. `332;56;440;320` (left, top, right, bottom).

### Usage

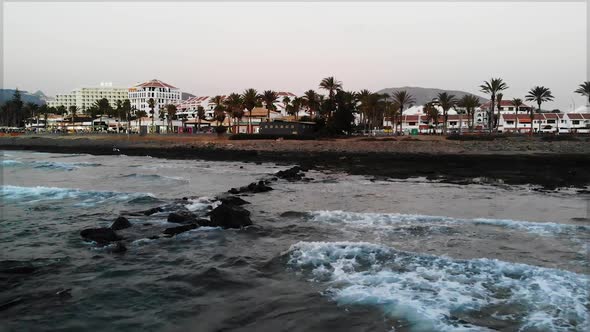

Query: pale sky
3;1;588;110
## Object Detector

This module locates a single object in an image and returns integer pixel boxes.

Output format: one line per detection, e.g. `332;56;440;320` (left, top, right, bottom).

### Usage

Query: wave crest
287;241;589;331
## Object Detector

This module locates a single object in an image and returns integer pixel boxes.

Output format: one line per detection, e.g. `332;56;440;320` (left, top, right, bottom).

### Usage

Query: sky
2;1;588;110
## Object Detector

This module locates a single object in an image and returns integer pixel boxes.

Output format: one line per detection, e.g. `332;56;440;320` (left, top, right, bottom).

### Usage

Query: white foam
287;241;589;331
1;185;153;206
308;210;590;237
185;197;214;212
1;159;23;166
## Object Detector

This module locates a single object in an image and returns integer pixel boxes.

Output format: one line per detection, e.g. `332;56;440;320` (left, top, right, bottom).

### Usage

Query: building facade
47;82;128;112
128;79;181;119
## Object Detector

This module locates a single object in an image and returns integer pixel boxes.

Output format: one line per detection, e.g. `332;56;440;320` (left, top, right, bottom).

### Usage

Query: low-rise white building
128;79;181;119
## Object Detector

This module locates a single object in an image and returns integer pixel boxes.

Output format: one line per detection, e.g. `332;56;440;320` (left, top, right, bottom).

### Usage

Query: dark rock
279;211;309;219
217;195;250;206
208;203;252;229
110;216;131;230
110;242;127;254
80;227;121;244
276;166;305;181
228;188;240;194
227;181;272;194
163;224;199;236
148;235;160;240
167;211;197;224
143;207;164;216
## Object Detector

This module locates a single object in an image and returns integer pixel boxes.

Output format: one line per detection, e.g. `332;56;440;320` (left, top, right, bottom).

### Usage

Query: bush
214;126;227;134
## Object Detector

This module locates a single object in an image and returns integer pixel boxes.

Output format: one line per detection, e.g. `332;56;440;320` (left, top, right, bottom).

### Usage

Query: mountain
0;89;46;106
376;86;489;106
182;92;196;100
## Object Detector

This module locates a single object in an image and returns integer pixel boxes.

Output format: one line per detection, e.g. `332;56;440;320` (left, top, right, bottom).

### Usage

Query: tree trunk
399;107;404;134
515;107;518;132
489;96;495;134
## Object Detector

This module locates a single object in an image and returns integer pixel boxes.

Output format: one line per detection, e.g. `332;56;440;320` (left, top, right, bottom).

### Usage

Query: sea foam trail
287;241;590;332
31;161;102;171
0;185;153;206
308;210;590;237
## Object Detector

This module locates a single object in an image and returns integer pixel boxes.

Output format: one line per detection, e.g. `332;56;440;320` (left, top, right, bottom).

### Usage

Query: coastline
2;135;590;189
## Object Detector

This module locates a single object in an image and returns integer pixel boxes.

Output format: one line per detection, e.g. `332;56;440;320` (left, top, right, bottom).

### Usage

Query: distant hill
182;92;195;100
376;87;489;106
0;89;46;106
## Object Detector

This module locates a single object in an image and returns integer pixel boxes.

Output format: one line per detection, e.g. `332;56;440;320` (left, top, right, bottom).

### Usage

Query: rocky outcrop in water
275;166;307;181
167;211;198;224
80;227;121;244
206;203;252;229
228;180;273;194
163;224;199;236
111;216;131;230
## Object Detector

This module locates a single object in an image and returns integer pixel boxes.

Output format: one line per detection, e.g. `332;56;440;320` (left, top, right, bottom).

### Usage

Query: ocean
1;150;589;331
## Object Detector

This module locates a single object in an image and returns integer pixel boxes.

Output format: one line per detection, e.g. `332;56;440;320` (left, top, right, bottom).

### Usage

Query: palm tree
458;95;480;130
511;98;523;132
123;100;132;134
224;93;243;133
95;98;111;132
525;86;554;135
282;96;291;116
356;89;372;132
166;104;177;133
424;102;440;134
495;93;504;131
241;89;259;134
480;78;508;133
437;92;457;135
287;97;303;121
574;81;590;105
25;102;40;130
261;90;278;121
303;90;320;119
319;76;342;119
68;105;78;130
196;106;206;132
391;90;415;134
136;109;147;132
115;100;123;133
147;98;156;133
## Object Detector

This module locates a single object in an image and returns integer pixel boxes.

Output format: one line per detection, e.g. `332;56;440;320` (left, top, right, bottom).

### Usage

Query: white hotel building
47;82;128;112
128;79;181;119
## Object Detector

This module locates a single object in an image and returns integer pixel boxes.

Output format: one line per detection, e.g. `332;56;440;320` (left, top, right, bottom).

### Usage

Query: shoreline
2;135;590;189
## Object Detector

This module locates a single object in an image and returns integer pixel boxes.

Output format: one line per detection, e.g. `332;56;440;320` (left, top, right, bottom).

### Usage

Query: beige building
47;82;129;112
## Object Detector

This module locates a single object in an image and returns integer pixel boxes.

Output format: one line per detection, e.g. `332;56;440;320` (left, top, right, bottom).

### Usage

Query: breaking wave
1;159;24;167
308;210;590;237
1;185;154;206
287;241;589;331
31;161;102;171
119;173;188;183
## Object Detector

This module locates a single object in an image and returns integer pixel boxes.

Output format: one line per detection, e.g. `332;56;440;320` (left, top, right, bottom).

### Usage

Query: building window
572;120;580;125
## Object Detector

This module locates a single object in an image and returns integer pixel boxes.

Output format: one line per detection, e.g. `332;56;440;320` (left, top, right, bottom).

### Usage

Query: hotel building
46;82;129;112
128;79;181;119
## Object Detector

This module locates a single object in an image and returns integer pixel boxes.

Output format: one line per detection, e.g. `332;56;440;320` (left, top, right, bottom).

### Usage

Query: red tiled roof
135;79;177;89
567;113;584;120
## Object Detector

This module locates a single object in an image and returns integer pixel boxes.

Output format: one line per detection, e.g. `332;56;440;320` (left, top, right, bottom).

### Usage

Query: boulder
80;227;121;244
217;195;250;206
163;224;199;236
208;203;252;229
167;211;197;224
227;181;272;194
110;216;131;230
143;207;164;216
276;166;306;181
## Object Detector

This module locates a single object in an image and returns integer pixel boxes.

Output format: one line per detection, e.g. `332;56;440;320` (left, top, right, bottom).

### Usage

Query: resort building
46;82;129;112
498;112;590;134
128;79;181;119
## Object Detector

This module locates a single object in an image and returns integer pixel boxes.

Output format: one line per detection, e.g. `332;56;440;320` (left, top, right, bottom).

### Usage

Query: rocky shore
2;135;590;188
